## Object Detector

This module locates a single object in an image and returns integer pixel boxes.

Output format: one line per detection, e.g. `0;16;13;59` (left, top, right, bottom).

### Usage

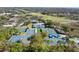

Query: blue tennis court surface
9;28;66;45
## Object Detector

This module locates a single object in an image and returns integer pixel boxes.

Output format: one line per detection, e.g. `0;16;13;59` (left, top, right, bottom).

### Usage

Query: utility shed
32;23;45;28
31;19;38;23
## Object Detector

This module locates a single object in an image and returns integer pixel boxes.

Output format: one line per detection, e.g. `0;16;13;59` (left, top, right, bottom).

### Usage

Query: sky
0;0;79;7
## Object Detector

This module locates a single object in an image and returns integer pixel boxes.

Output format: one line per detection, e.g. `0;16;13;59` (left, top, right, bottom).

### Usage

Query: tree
27;32;49;52
0;27;20;52
45;20;53;28
62;25;70;32
9;43;24;52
